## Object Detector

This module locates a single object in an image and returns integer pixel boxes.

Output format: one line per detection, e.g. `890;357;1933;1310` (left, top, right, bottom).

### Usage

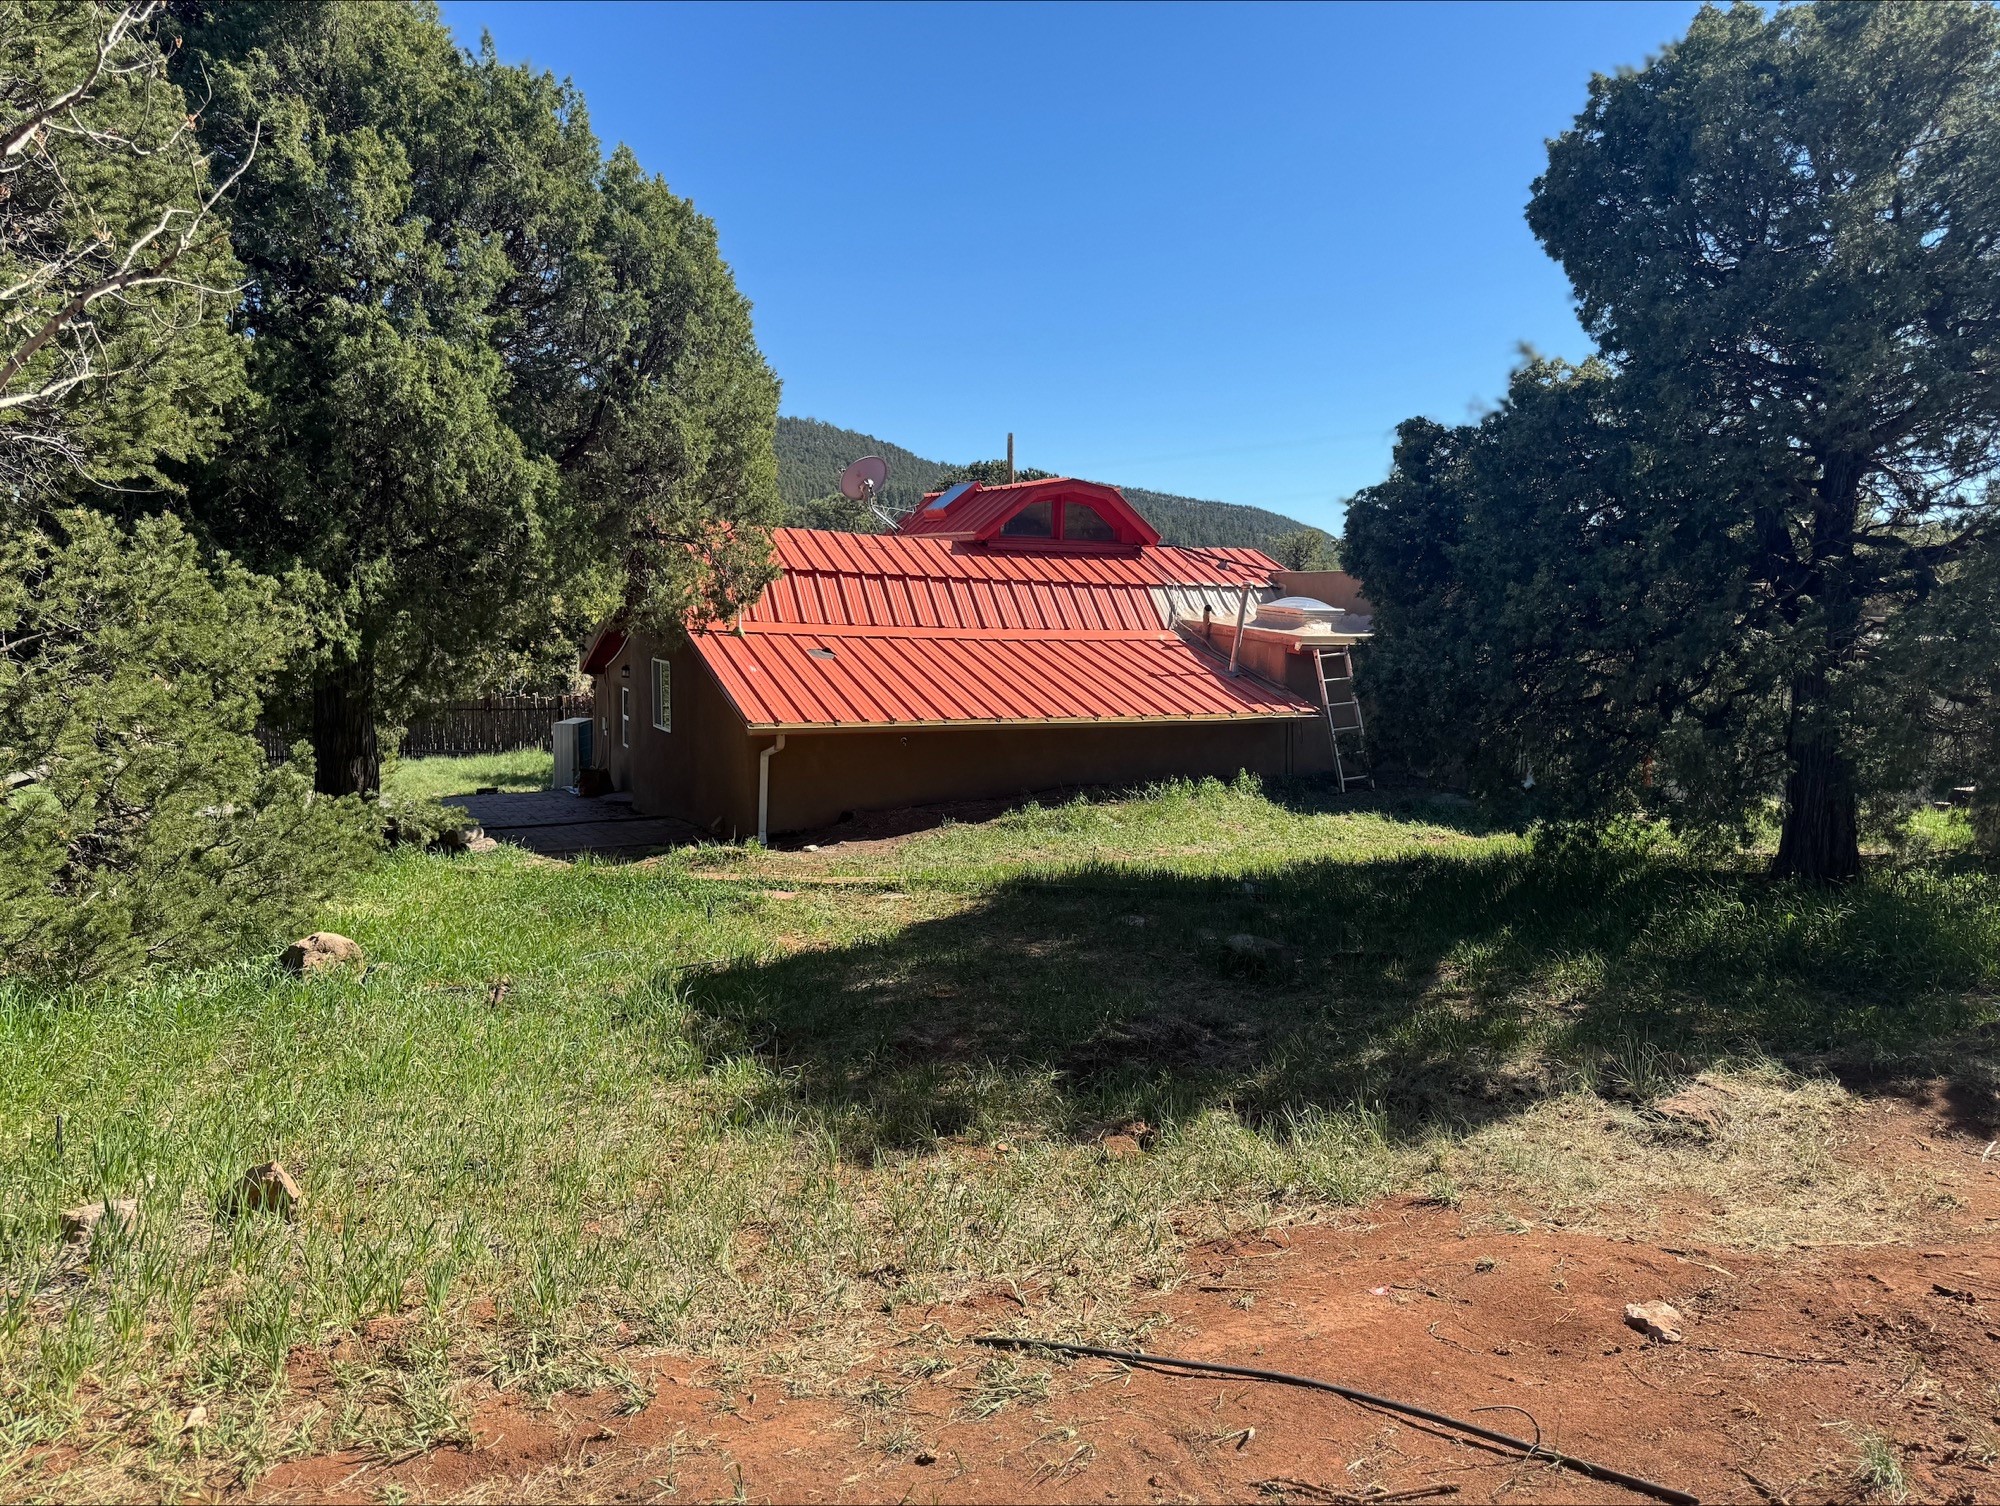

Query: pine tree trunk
1771;452;1866;886
1772;671;1860;883
311;654;381;797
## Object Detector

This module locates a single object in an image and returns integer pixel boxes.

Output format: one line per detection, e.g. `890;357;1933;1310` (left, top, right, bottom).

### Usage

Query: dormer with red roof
897;477;1161;549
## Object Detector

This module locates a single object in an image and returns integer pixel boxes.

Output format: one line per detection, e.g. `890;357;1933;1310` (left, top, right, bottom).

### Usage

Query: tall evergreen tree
1;510;378;982
1521;0;2000;882
1347;359;1787;838
173;3;780;795
1351;2;2000;882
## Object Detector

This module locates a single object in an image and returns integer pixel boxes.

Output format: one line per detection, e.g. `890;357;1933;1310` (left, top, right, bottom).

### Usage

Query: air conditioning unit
552;717;594;790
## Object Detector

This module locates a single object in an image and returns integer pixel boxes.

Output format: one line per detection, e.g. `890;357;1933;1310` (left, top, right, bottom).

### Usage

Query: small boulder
1226;933;1284;960
1623;1300;1685;1343
431;824;482;853
466;833;499;854
281;932;364;976
226;1161;303;1220
60;1196;137;1245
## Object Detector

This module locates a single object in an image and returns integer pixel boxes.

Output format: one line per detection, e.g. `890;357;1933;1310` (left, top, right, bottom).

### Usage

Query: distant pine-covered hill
775;415;1331;556
774;417;955;520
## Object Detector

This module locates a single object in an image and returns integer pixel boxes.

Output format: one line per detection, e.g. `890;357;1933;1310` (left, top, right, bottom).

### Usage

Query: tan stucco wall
591;627;1338;839
1189;619;1344;704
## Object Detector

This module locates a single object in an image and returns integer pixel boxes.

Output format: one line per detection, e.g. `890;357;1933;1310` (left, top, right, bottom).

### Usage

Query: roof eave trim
738;711;1321;733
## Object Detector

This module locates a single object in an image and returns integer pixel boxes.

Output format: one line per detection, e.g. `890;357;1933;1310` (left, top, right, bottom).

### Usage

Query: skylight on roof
926;481;973;512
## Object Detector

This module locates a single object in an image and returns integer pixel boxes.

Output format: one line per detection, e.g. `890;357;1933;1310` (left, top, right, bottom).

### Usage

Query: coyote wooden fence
258;694;591;765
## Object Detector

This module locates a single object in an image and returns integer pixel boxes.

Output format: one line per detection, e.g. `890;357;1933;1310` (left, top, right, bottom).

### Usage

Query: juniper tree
1351;2;2000;882
1522;0;2000;882
1346;359;1789;840
0;511;377;982
173;3;781;795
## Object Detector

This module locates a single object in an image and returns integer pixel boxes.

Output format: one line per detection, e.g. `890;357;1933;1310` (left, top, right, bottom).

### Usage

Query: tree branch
0;2;158;157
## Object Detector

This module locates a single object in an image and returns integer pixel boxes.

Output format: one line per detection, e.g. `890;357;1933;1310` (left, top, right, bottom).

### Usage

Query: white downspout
1226;584;1253;676
757;734;786;846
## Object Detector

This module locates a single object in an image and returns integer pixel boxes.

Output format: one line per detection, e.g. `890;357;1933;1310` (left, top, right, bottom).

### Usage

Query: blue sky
444;1;1702;531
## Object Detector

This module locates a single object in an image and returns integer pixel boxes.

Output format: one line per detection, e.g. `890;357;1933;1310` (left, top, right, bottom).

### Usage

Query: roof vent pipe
1226;584;1253;676
757;734;786;846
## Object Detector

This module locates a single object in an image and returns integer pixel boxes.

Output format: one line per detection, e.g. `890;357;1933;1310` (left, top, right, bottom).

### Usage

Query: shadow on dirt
670;834;2000;1159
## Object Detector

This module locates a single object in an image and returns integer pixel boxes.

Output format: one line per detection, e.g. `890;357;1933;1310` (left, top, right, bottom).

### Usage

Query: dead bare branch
0;2;159;157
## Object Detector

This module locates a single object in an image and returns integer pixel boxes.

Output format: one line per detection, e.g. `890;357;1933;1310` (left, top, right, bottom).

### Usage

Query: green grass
381;747;553;802
1;770;1996;1497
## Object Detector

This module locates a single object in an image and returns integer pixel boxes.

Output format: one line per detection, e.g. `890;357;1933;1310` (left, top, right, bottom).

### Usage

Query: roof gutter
739;710;1318;734
757;734;786;847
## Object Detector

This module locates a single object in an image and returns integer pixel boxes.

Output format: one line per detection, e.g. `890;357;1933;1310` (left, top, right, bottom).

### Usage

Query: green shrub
0;512;379;983
375;790;475;849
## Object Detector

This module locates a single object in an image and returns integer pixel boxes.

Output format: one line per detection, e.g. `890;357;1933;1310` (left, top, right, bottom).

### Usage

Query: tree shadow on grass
671;837;2000;1159
1257;776;1508;837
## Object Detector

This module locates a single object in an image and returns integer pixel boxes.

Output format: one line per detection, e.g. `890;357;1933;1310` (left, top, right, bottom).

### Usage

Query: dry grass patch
1449;1066;1968;1248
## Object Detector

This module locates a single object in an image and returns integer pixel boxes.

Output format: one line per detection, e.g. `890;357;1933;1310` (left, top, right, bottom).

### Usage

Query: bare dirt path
256;1093;2000;1506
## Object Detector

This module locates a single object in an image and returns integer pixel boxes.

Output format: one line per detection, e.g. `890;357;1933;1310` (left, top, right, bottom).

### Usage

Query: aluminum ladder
1311;645;1372;793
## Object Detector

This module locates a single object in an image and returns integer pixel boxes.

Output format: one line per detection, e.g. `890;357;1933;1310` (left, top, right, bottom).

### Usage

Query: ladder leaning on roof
1310;645;1372;793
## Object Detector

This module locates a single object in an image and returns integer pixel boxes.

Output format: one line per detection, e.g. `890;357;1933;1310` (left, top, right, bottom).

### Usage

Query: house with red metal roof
581;477;1372;841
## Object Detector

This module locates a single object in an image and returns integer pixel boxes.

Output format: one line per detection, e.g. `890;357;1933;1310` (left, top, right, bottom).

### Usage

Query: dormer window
1063;502;1116;542
897;477;1162;549
1000;499;1055;538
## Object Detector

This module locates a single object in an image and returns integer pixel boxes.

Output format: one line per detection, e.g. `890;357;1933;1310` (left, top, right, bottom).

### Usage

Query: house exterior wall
1191;618;1345;704
591;626;1336;839
590;631;758;835
760;717;1324;836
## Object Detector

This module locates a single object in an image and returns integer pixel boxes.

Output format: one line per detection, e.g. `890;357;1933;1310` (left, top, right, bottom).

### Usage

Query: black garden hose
972;1334;1700;1506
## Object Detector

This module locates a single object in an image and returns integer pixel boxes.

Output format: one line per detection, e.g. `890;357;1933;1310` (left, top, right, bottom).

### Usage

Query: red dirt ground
255;1093;2000;1506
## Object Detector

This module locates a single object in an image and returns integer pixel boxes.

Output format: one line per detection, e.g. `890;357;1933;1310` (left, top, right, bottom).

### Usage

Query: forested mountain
776;416;1331;553
776;417;955;517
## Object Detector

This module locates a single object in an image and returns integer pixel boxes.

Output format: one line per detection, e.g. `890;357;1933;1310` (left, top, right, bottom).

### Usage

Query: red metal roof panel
693;626;1316;730
746;528;1275;632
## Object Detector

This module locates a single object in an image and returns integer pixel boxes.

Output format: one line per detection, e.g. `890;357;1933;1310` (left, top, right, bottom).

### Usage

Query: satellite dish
839;455;890;502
